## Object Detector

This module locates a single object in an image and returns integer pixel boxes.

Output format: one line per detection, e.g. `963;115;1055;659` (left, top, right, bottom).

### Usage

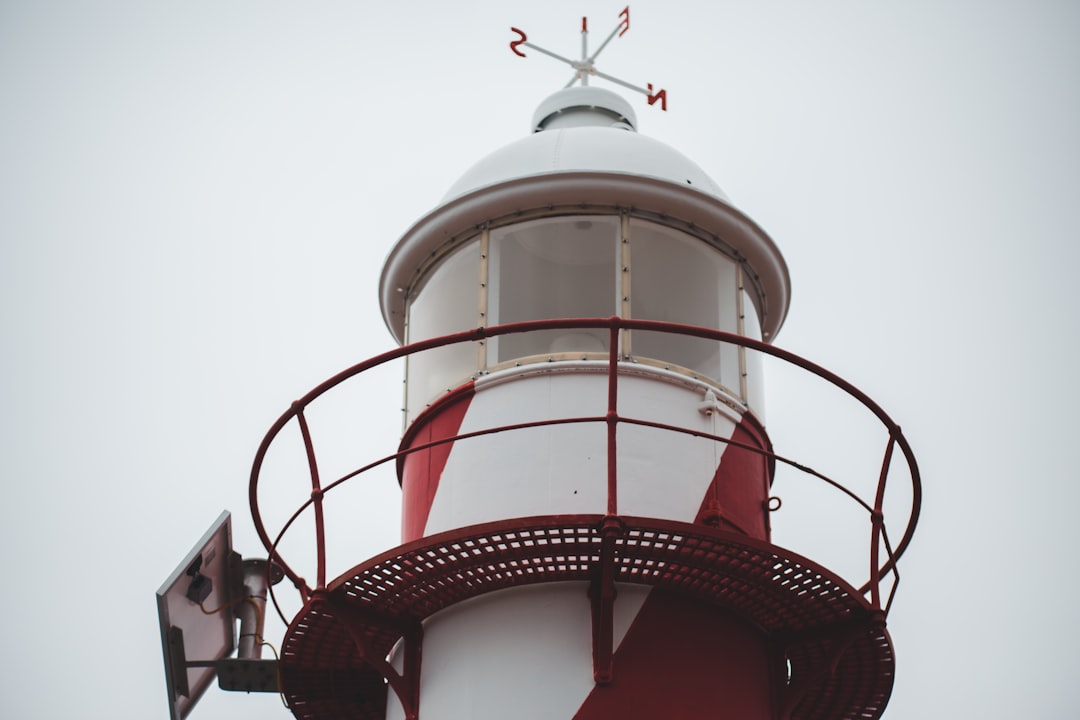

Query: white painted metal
532;86;637;131
396;363;751;720
379;89;789;345
385;583;651;720
442;121;727;202
418;367;739;537
383;87;777;720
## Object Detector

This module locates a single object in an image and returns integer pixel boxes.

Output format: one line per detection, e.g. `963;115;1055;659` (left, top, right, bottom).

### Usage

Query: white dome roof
380;87;789;344
443;88;729;203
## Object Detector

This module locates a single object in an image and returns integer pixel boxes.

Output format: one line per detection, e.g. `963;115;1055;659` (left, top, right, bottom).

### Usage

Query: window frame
403;206;766;419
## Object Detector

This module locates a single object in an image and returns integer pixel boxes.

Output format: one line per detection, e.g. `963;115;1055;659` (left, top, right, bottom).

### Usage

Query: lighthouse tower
381;86;785;717
246;27;921;720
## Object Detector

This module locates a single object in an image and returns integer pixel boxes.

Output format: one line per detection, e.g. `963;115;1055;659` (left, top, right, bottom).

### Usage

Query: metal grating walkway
279;514;893;720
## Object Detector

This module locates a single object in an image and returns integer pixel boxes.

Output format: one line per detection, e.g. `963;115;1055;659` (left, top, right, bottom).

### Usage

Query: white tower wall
379;87;788;719
265;84;915;720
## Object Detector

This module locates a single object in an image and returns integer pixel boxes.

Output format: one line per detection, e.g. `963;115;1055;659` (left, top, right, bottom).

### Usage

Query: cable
203;594;288;707
199;595;247;616
258;640;290;709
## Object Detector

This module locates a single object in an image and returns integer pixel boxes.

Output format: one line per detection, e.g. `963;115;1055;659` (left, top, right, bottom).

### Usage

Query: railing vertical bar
249;318;920;619
881;523;900;615
295;405;327;591
606;318;620;516
869;434;895;610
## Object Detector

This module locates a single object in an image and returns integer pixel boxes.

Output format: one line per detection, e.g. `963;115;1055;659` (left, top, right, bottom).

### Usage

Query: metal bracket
184;657;280;693
697;388;724;416
589;515;624;685
165;626;191;699
319;592;424;720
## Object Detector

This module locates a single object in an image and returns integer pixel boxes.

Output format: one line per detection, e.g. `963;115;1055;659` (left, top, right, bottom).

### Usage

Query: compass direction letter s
510;28;528;57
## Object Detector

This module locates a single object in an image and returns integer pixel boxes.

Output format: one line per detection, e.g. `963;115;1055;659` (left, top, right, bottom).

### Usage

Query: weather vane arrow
510;6;668;111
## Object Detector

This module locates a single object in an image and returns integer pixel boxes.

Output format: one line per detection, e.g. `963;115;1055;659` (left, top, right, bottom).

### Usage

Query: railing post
606;318;620;516
869;434;895;610
295;405;327;591
251;318;920;626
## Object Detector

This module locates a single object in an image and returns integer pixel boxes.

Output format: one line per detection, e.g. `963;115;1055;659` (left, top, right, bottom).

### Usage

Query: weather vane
510;6;668;111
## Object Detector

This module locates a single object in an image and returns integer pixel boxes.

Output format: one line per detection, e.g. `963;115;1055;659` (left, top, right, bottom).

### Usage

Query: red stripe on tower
696;416;772;540
574;590;773;719
574;414;774;717
398;382;475;543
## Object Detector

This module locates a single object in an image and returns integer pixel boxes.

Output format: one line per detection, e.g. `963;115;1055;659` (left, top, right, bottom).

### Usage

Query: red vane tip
582;17;588;32
510;27;527;58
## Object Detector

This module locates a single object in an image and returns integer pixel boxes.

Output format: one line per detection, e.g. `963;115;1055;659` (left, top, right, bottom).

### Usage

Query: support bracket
319;592;424;720
589;515;624;685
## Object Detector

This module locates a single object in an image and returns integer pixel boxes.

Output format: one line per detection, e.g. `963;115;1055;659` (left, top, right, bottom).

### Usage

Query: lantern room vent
532;87;638;132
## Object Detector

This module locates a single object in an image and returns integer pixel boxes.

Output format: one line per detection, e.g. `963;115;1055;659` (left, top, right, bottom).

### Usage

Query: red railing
250;317;921;623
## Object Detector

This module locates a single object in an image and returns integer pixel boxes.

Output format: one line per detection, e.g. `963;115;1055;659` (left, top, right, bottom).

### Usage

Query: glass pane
630;220;738;386
743;289;766;417
742;286;763;342
406;241;480;418
490;216;617;362
718;267;740;393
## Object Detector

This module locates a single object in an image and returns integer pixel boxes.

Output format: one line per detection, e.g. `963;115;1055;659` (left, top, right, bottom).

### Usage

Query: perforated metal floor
279;515;893;720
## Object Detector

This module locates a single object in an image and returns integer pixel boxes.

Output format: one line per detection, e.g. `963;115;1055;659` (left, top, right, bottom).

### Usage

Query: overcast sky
2;2;1078;718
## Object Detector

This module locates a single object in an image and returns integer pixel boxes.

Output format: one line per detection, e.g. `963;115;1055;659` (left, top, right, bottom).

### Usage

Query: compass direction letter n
647;83;667;111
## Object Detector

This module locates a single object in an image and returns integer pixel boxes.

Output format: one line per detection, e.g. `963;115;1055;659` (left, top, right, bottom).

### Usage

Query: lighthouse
238;19;921;720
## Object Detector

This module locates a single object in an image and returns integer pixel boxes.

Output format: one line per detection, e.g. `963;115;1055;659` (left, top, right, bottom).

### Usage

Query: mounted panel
157;511;239;720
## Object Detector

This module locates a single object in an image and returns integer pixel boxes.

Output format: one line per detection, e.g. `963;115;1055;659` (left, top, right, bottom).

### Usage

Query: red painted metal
606;322;619;517
695;418;771;539
398;382;475;543
576;589;773;718
589;515;623;685
294;407;327;590
510;27;527;57
277;515;892;720
647;83;668;111
869;437;895;610
251;315;920;607
249;317;921;719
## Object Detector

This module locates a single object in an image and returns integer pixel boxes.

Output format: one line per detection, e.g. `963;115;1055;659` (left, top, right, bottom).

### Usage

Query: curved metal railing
249;317;921;624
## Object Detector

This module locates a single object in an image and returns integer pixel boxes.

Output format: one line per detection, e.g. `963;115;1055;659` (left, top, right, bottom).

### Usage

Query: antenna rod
581;17;588;87
587;17;624;64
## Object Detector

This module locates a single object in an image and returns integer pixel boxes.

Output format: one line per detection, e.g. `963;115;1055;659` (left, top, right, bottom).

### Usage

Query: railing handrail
249;317;921;619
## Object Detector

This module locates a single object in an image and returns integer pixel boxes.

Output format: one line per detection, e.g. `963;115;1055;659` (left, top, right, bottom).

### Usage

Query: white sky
2;1;1078;718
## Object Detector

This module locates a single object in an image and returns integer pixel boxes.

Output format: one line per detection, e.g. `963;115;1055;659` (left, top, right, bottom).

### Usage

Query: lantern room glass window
488;216;618;363
629;220;740;394
742;287;765;417
403;211;765;419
